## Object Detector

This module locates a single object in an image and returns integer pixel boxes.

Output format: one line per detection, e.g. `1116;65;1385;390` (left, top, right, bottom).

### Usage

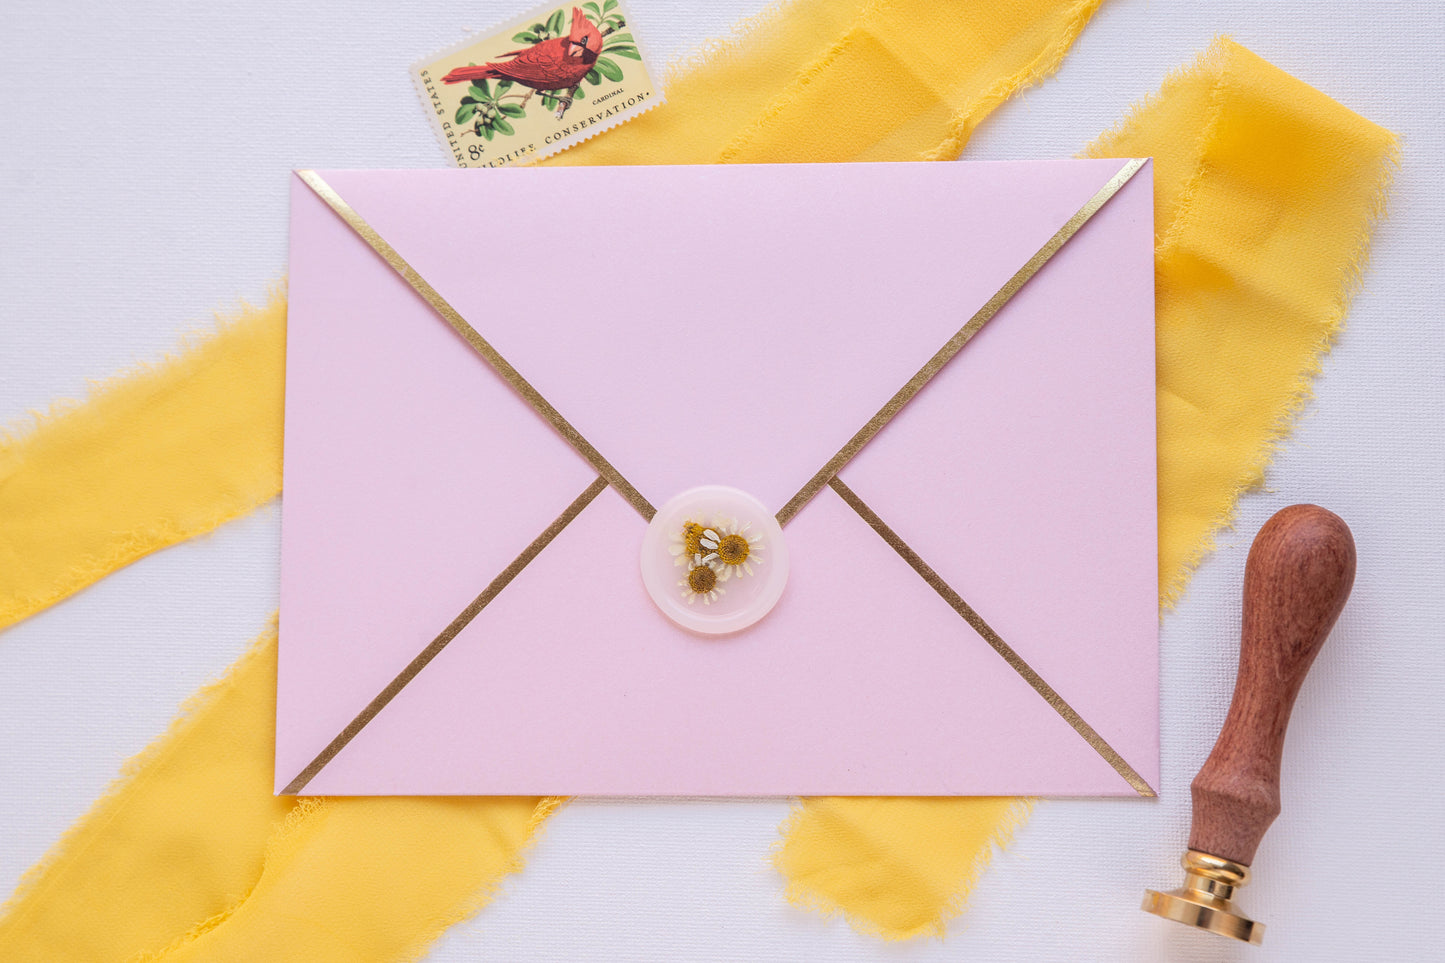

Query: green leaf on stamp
603;0;618;12
478;80;492;99
499;103;526;117
460;95;477;105
583;2;601;18
493;117;515;136
547;9;565;34
497;79;513;93
604;32;633;45
594;57;623;81
456;103;476;124
482;125;495;141
513;31;536;43
605;45;640;59
542;94;557;108
584;68;601;85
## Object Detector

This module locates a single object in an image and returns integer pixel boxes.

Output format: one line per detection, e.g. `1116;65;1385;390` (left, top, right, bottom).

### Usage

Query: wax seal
640;485;789;635
1143;504;1356;945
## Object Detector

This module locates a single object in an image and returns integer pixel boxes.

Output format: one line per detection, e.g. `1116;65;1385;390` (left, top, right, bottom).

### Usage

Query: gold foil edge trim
828;475;1157;797
776;159;1149;527
296;169;656;521
280;476;610;794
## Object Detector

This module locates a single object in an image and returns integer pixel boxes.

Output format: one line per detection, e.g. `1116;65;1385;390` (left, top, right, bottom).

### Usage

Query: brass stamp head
1142;850;1264;945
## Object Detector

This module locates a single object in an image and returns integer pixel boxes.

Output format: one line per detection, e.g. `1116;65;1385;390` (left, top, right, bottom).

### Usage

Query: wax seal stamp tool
1143;504;1355;945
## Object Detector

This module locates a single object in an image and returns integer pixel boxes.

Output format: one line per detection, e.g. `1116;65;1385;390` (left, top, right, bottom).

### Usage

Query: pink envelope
278;159;1158;797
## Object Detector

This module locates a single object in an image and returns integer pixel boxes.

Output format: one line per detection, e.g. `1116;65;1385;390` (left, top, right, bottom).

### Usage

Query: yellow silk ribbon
0;1;1125;958
0;298;286;631
0;7;1392;954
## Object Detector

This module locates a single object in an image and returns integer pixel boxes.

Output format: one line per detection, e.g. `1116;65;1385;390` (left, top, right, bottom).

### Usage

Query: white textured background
2;1;1442;960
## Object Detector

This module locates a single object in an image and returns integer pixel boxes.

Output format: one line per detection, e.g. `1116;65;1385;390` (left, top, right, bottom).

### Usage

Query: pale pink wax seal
641;485;790;635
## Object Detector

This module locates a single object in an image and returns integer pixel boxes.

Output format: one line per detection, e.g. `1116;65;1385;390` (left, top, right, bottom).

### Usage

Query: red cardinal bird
442;7;602;98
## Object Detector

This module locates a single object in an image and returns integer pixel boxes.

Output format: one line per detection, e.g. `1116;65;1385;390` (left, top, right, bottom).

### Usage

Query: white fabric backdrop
2;1;1441;959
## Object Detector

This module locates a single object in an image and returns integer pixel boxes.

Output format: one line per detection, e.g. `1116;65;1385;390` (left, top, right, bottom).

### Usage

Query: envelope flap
315;161;1135;515
301;485;1139;795
841;164;1159;786
277;174;600;788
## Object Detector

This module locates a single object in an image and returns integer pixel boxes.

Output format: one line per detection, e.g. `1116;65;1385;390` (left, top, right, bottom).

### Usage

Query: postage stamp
412;1;661;168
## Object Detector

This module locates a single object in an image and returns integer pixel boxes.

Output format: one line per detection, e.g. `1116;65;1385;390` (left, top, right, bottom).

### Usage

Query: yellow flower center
687;565;718;594
716;533;750;566
682;521;707;557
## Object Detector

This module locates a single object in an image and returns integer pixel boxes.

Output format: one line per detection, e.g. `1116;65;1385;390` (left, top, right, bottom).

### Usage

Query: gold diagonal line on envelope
281;476;609;795
776;158;1148;527
297;169;657;522
828;476;1157;797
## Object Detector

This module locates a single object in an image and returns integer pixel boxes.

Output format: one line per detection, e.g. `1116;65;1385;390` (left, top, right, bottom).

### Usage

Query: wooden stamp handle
1188;504;1356;865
